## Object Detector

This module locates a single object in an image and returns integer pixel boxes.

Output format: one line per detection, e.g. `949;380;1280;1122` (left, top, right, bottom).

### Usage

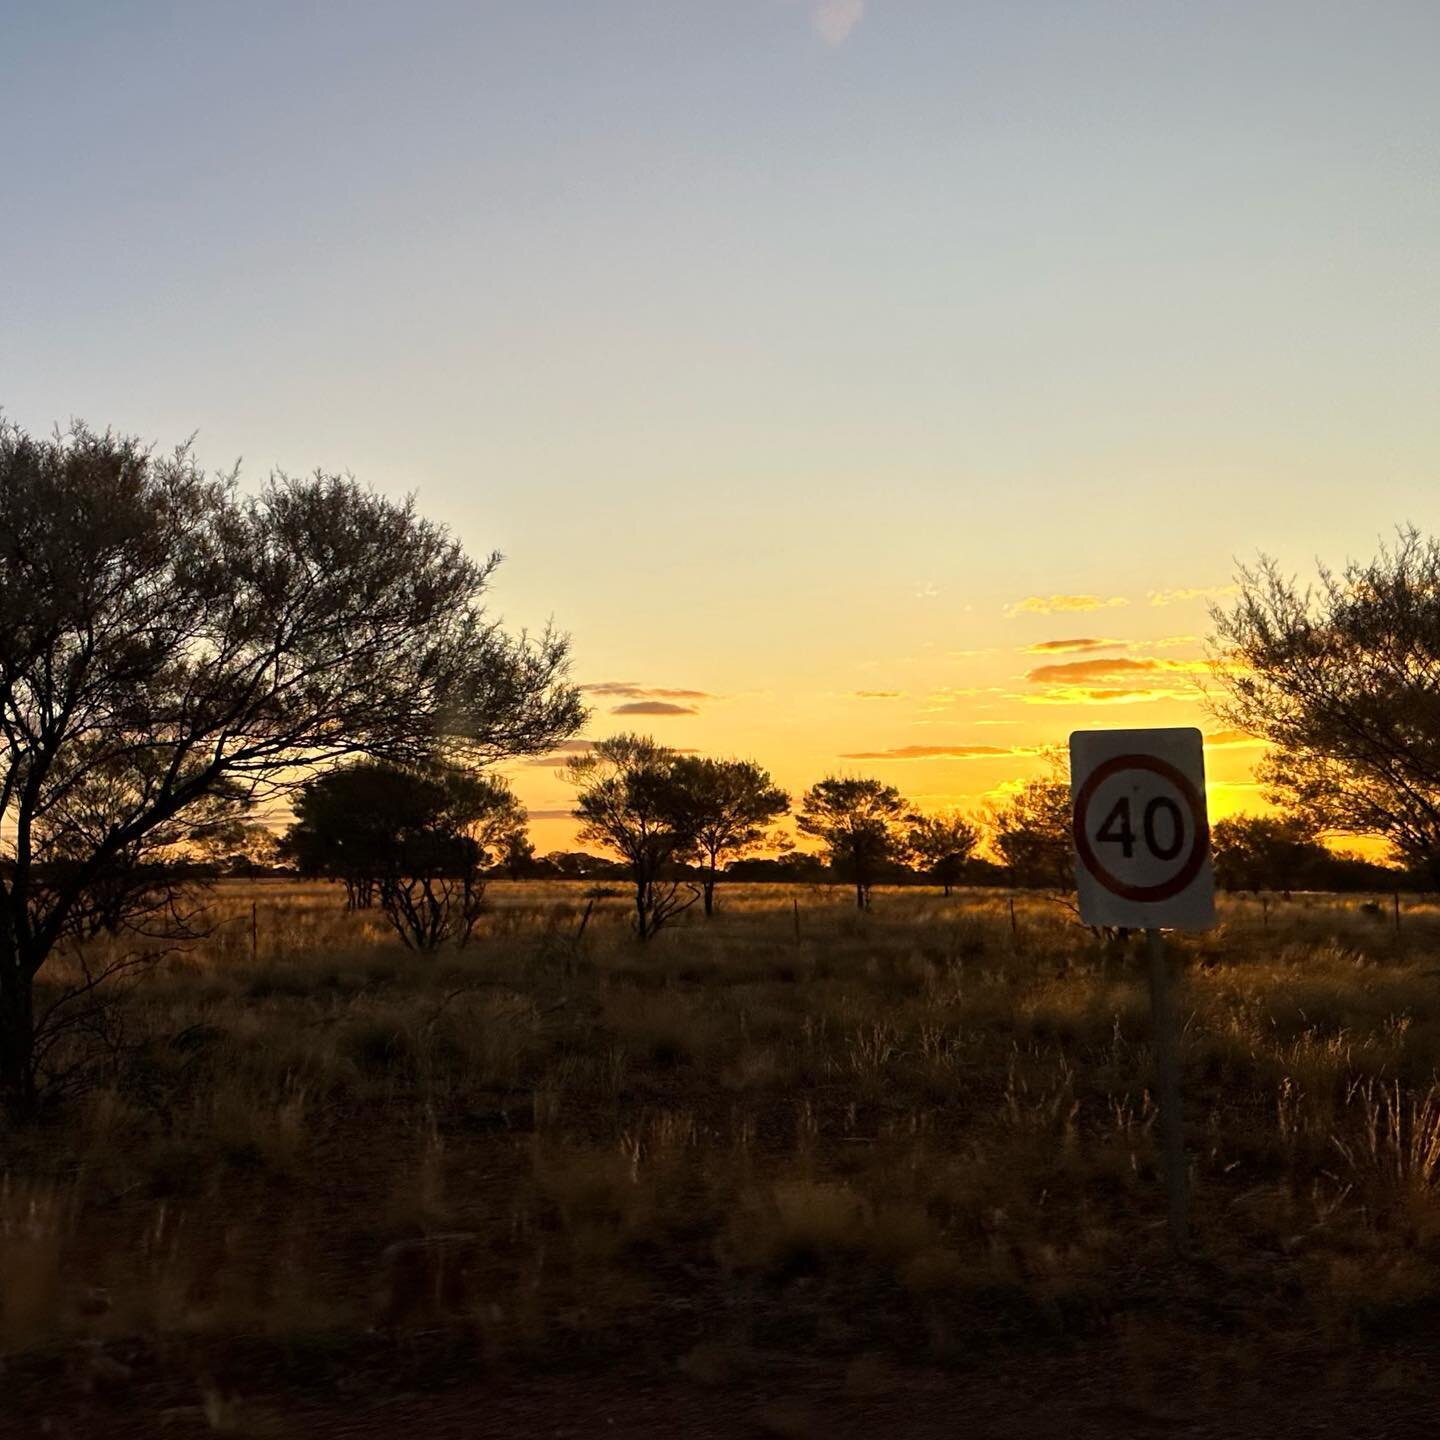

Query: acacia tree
567;734;698;940
797;777;912;911
1209;530;1440;886
500;829;536;880
908;811;981;896
988;778;1074;890
1209;813;1329;894
0;419;583;1113
670;756;789;917
283;762;399;908
284;762;526;948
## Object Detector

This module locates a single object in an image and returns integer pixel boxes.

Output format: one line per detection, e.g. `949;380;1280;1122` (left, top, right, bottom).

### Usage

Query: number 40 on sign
1069;727;1215;931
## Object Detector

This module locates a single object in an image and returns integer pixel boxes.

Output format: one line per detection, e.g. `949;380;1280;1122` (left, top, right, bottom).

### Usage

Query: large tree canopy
1209;528;1440;884
0;418;583;1108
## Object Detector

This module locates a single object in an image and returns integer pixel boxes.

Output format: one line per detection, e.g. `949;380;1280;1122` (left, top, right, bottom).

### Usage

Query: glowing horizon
494;601;1276;857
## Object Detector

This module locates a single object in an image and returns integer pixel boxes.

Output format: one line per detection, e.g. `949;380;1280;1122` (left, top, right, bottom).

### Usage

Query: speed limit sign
1069;727;1215;930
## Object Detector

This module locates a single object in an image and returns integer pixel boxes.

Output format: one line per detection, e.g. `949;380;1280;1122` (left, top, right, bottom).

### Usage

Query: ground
4;881;1440;1436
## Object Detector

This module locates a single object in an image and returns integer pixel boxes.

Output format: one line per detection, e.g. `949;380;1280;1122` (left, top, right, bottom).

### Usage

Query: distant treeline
196;842;1423;896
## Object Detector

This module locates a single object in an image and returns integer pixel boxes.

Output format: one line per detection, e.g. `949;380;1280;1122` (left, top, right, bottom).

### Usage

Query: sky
2;1;1437;852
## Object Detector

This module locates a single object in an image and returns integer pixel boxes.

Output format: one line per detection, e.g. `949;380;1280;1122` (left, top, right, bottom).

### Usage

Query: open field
7;881;1440;1436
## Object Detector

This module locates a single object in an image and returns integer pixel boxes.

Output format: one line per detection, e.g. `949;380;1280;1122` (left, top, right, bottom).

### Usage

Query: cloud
517;740;597;767
1024;656;1210;685
1005;594;1130;617
838;744;1040;761
919;685;1005;711
1205;729;1265;748
1147;584;1239;607
582;682;712;701
851;690;908;699
812;0;864;45
611;701;699;716
1135;633;1203;650
526;808;576;821
1022;638;1123;654
1020;687;1184;705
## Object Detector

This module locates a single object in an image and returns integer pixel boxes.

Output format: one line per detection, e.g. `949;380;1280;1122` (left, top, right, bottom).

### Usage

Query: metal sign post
1070;728;1216;1254
1145;926;1188;1251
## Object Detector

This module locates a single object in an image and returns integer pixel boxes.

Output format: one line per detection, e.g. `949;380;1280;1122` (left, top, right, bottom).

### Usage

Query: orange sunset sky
491;586;1267;854
3;2;1435;859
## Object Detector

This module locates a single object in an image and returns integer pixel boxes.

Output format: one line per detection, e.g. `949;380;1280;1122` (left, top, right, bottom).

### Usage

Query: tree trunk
855;879;866;911
702;879;715;918
635;878;652;941
0;958;37;1118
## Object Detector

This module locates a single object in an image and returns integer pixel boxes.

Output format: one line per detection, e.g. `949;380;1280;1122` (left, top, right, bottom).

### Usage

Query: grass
6;880;1440;1428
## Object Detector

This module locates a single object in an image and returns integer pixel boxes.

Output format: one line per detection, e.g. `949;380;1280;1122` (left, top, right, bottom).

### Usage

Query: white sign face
1069;727;1215;931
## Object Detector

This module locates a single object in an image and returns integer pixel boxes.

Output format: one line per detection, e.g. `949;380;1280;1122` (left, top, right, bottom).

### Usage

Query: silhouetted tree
537;851;625;881
908;811;982;895
797;777;913;911
500;829;536;880
1210;529;1440;886
670;756;789;916
0;418;582;1114
724;853;828;883
567;734;698;939
988;778;1074;890
284;762;525;948
1210;812;1328;893
284;763;396;908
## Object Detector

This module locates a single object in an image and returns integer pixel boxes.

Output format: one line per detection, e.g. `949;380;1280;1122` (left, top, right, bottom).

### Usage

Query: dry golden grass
7;879;1440;1423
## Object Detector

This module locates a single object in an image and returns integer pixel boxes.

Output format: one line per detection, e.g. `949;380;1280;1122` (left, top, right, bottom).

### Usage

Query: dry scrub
5;881;1440;1422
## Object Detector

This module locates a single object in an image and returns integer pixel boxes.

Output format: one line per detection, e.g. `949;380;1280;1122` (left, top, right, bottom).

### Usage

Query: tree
537;850;624;881
373;766;524;951
567;734;698;939
283;762;399;908
669;756;789;917
284;762;526;948
1209;530;1440;886
1210;812;1328;893
988;778;1074;890
908;811;982;896
500;829;536;880
0;418;583;1113
796;777;912;911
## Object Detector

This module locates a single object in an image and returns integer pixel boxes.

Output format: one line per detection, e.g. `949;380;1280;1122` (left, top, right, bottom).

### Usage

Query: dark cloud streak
611;701;699;716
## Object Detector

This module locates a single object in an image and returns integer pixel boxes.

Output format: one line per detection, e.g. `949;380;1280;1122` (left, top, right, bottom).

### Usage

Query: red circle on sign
1072;754;1209;903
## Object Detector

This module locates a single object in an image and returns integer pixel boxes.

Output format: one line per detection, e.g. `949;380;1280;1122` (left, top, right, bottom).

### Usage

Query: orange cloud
1205;729;1265;748
1025;656;1211;685
1020;687;1189;705
1022;638;1123;654
1005;594;1129;617
838;744;1040;761
1147;584;1238;607
851;690;908;699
